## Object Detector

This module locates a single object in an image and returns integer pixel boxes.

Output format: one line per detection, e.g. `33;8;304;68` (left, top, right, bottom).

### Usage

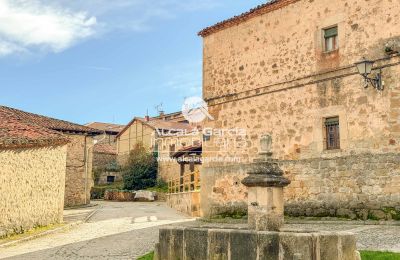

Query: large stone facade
0;145;67;236
200;0;400;218
64;135;94;207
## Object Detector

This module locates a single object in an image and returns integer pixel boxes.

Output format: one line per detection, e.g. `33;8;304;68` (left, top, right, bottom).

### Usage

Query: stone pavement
0;201;193;260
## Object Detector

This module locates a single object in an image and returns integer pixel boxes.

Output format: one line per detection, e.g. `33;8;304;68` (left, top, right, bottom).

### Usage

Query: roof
85;122;124;135
116;115;195;139
0;106;102;136
0;108;69;149
172;144;202;158
198;0;300;37
93;144;117;155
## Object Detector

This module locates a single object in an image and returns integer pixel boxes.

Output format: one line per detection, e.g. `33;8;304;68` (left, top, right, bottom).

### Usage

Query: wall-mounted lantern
355;57;383;91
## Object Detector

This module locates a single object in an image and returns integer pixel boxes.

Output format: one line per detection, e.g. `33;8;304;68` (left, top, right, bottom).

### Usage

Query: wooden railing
168;170;200;194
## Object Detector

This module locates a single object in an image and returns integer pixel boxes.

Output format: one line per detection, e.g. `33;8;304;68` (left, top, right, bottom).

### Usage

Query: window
325;117;340;150
107;176;115;183
323;26;338;52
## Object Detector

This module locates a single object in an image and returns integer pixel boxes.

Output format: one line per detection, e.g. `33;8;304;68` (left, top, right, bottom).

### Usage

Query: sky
0;0;266;125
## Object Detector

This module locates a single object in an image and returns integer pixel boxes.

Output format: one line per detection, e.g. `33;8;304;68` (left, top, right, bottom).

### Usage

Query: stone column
242;161;290;231
241;135;290;231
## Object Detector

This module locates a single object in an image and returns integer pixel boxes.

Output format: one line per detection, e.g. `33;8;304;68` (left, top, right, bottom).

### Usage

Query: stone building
0;107;69;236
86;122;123;171
0;106;102;207
198;0;400;219
85;122;124;145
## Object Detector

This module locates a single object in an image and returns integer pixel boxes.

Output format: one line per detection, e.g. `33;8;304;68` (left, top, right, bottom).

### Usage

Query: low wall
155;227;358;260
201;153;400;219
0;145;67;236
166;192;201;217
104;190;135;201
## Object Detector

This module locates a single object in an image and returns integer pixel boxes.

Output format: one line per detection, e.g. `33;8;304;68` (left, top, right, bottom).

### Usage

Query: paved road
0;201;193;260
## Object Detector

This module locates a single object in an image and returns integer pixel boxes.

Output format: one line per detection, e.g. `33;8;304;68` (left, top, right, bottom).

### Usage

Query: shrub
122;144;158;190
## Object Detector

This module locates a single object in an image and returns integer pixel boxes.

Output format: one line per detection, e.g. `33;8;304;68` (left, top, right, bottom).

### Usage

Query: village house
198;0;400;219
85;122;124;145
115;112;194;173
0;106;102;207
85;122;123;175
0;107;69;236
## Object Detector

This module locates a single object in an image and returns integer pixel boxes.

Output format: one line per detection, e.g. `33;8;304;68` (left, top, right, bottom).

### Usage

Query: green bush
122;144;158;191
147;179;169;193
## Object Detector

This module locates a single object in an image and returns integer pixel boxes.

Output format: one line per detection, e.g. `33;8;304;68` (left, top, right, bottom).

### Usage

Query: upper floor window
323;26;338;52
325;117;340;150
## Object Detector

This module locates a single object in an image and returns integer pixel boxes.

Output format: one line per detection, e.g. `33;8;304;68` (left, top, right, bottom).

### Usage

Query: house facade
86;122;123;171
0;108;69;236
199;0;400;219
116;113;194;176
0;106;102;207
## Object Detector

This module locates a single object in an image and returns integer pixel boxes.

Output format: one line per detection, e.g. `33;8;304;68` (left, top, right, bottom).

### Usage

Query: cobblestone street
0;201;193;260
1;201;399;259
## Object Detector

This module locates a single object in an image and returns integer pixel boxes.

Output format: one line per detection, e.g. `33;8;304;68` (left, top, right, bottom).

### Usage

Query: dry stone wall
0;145;67;236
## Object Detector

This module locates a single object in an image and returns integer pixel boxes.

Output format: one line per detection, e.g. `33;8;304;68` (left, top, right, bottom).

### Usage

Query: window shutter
324;27;338;38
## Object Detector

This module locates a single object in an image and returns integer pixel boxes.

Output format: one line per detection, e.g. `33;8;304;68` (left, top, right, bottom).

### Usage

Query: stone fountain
153;135;360;260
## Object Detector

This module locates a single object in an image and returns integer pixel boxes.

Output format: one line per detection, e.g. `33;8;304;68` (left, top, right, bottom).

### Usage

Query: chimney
145;115;150;121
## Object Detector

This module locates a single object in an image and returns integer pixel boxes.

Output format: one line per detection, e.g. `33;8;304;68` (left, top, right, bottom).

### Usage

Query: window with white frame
323;26;338;52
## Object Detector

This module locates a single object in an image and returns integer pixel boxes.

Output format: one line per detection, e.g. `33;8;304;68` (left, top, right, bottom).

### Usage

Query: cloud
50;0;221;32
162;60;202;97
0;0;97;56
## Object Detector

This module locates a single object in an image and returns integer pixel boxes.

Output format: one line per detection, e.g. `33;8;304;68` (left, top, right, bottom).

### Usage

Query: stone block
257;232;280;260
208;229;230;260
279;232;314;260
319;232;340;260
184;228;208;260
339;232;358;260
134;190;156;201
230;229;257;260
158;227;184;260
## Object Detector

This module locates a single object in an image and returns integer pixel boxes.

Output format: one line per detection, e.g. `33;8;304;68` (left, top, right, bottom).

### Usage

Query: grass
137;251;154;260
138;250;400;260
0;223;64;243
360;251;400;260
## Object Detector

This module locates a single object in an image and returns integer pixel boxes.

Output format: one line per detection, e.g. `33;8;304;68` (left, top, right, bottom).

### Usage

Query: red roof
0;108;69;149
93;144;117;155
172;143;202;158
85;122;124;134
198;0;300;37
0;106;102;135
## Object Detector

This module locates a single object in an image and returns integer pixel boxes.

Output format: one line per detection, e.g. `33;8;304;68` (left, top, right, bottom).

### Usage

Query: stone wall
93;152;116;170
64;135;94;207
202;153;400;219
0;145;67;236
166;192;201;217
200;0;400;217
96;171;123;185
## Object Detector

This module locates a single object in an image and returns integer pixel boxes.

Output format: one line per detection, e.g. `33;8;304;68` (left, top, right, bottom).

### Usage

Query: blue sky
0;0;265;125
